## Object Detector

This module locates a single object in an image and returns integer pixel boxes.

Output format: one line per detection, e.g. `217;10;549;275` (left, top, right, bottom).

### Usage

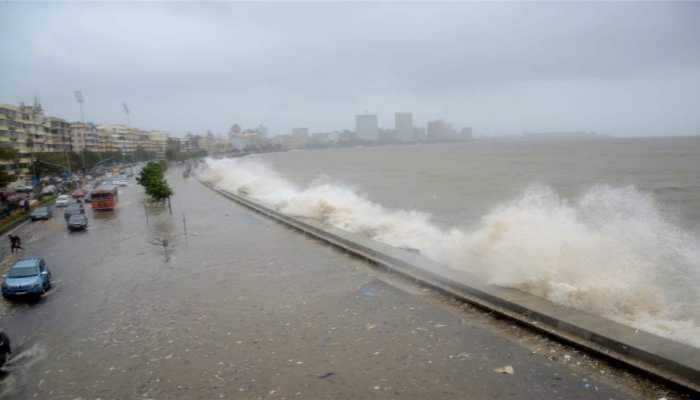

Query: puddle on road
0;342;47;399
91;210;118;222
144;202;183;263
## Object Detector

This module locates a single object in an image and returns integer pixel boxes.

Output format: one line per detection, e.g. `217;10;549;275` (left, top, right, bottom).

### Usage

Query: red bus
91;185;118;210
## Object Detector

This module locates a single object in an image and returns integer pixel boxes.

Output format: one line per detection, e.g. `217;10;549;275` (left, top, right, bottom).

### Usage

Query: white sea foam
200;157;700;347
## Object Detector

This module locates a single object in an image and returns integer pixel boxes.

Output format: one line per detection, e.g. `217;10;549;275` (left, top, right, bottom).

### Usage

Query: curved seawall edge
197;177;700;394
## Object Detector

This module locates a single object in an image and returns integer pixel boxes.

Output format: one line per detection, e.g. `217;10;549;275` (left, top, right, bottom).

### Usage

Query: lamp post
74;90;88;175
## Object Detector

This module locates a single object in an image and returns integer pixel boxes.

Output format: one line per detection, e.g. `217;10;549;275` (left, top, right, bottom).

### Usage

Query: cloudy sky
1;2;698;137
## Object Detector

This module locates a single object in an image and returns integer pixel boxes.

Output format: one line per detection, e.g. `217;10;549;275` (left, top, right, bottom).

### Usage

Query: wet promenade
0;171;684;399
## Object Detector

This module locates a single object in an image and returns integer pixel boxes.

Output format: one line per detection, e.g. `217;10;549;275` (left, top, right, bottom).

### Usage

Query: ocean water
200;137;700;347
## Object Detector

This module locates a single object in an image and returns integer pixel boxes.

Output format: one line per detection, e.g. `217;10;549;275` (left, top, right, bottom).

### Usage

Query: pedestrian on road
8;235;22;253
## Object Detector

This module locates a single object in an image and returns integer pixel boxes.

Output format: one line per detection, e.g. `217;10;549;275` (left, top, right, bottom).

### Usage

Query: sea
200;136;700;348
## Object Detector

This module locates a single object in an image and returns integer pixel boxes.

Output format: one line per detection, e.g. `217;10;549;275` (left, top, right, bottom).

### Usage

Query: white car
113;180;128;187
55;195;70;207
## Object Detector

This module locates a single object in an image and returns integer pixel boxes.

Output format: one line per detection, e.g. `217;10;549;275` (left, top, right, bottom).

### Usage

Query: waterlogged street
0;171;685;399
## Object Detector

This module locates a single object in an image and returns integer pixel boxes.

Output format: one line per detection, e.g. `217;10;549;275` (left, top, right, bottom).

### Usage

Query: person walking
8;235;22;253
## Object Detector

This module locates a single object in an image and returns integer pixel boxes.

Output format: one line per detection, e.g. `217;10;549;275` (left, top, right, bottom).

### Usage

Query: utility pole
74;90;88;175
74;91;84;122
122;102;131;127
122;102;133;165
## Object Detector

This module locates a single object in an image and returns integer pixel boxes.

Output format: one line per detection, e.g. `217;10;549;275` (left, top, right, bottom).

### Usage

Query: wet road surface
0;170;687;399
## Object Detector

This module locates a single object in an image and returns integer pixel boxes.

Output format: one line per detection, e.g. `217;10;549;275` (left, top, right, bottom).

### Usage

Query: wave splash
200;157;700;347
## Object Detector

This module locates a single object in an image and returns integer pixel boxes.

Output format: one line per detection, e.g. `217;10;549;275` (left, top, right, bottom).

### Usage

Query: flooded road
0;171;686;399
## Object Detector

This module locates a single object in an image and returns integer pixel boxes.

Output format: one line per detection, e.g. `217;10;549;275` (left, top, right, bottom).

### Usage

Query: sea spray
199;157;700;347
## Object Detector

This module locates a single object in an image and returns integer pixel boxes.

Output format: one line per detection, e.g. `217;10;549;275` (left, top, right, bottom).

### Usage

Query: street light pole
74;90;88;177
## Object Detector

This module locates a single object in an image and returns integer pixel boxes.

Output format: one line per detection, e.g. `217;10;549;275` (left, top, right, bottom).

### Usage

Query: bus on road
91;185;118;210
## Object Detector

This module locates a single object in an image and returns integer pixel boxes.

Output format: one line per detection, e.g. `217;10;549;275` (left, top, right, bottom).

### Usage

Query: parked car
41;185;57;196
0;331;10;368
0;207;11;219
30;206;52;221
63;203;85;221
1;258;52;299
67;214;88;231
14;186;33;194
72;189;86;199
55;195;71;207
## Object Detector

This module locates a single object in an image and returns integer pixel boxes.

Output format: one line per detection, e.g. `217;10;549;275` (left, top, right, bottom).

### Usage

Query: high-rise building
460;127;473;140
413;127;426;141
70;122;88;152
147;131;168;159
427;120;450;141
0;103;33;179
395;112;413;142
355;114;378;141
48;117;72;152
0;102;49;180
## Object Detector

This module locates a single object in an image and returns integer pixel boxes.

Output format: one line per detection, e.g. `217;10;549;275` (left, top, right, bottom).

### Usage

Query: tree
137;161;173;205
148;176;173;202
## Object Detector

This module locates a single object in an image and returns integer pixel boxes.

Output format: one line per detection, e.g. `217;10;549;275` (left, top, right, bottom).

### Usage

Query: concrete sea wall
199;179;700;393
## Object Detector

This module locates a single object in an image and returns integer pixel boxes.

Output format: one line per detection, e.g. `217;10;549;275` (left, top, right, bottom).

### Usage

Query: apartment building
0;102;50;179
69;122;100;152
48;117;72;152
1;100;172;183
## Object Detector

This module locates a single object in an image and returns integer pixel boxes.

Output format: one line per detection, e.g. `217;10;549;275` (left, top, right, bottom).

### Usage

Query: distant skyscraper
427;120;450;141
395;112;414;142
460;127;473;140
355;114;378;141
414;127;426;141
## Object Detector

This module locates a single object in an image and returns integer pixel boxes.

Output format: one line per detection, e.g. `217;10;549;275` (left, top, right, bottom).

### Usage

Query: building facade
48;117;72;152
395;112;414;142
426;120;451;141
147;131;168;159
0;100;174;182
355;114;378;141
0;102;53;180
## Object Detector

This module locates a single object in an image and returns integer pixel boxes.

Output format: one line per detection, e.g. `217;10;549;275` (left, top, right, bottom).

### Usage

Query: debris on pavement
493;365;514;375
318;372;335;379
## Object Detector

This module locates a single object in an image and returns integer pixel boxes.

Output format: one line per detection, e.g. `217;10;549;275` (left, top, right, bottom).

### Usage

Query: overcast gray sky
1;2;699;137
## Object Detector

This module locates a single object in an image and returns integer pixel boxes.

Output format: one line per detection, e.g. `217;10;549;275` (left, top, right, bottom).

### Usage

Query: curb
199;179;700;394
0;216;29;237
